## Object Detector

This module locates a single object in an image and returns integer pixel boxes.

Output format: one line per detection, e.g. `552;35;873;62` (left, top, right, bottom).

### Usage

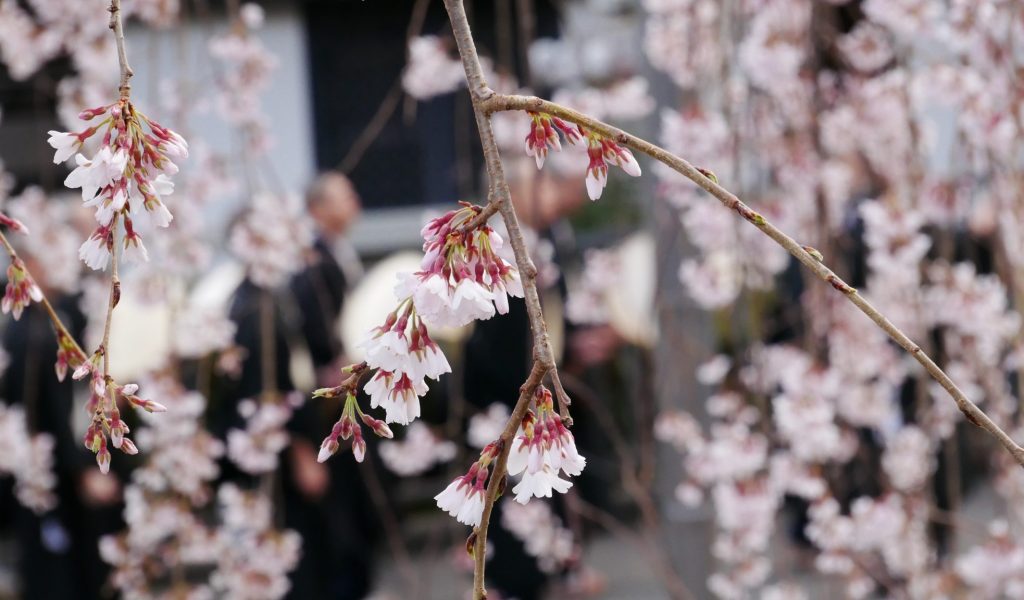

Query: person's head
505;157;586;229
306;172;361;239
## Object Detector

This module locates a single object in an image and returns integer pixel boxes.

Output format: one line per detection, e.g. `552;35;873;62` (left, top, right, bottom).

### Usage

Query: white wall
126;6;316;224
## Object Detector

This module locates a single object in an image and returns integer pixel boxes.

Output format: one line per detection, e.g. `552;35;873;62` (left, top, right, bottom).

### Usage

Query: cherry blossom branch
108;0;134;99
0;230;87;362
477;92;1024;468
442;1;571;596
93;0;131;475
469;362;546;599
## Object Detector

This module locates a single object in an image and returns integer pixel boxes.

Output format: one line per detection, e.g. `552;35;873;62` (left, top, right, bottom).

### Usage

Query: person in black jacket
263;172;374;599
292;172;363;384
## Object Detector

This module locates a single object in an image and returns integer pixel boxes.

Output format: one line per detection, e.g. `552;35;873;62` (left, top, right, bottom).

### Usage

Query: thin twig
339;0;433;174
101;219;121;439
356;458;420;591
108;0;134;99
338;78;404;174
479;92;1024;468
548;368;572;423
460;200;501;233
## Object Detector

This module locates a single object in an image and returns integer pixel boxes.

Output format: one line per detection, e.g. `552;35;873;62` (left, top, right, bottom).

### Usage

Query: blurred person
284;171;378;600
462;158;618;600
0;255;123;599
293;171;363;387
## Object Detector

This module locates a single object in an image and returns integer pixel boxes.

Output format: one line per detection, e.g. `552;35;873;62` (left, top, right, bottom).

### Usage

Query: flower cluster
6;187;82;294
2;257;43;320
208;3;276;150
379;421;456;476
522;112;640;200
229;191;314;288
0;403;58;514
315;381;394;464
435;441;502;527
49;98;187;269
507;386;586;504
501;497;578;574
53;329;86;383
524;111;580;169
312;205;532;466
102;377;302;599
227;398;295;475
360;297;452;424
131;380;224;503
402;35;465;100
398;204;524;328
211;483;302;599
76;367;165;473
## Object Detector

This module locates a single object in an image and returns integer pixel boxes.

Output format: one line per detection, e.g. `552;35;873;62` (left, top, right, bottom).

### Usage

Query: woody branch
441;0;572;597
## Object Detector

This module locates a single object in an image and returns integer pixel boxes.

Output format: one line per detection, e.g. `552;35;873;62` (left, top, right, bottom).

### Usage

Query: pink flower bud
317;437;339;463
72;363;91;381
119;438;138;455
145;400;168;413
352;433;367;463
110;423;124;449
83;427;98;452
96;440;111;474
78;105;110;120
360;413;394;439
0;213;28;235
339;415;356;440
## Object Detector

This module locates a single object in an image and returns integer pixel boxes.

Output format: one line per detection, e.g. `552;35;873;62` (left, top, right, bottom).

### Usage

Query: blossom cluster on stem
435;441;503;527
396;203;525;328
507;386;586;504
523;111;640;200
314;204;533;468
314;364;395;464
48;98;187;270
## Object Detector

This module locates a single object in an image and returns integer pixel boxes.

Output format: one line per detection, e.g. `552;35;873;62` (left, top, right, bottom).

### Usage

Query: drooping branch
470;363;547;599
98;0;130;472
0;230;87;362
442;0;566;597
477;93;1024;467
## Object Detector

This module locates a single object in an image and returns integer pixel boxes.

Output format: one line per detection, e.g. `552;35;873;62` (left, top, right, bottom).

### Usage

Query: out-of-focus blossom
379;421;456;476
468;403;510;449
838;22;894;73
403;36;466;100
501;497;578;573
227;399;293;475
229;191;314;288
0;403;58;513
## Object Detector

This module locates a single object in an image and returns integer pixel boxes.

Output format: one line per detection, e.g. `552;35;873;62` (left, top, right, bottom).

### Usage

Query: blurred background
0;0;1021;598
